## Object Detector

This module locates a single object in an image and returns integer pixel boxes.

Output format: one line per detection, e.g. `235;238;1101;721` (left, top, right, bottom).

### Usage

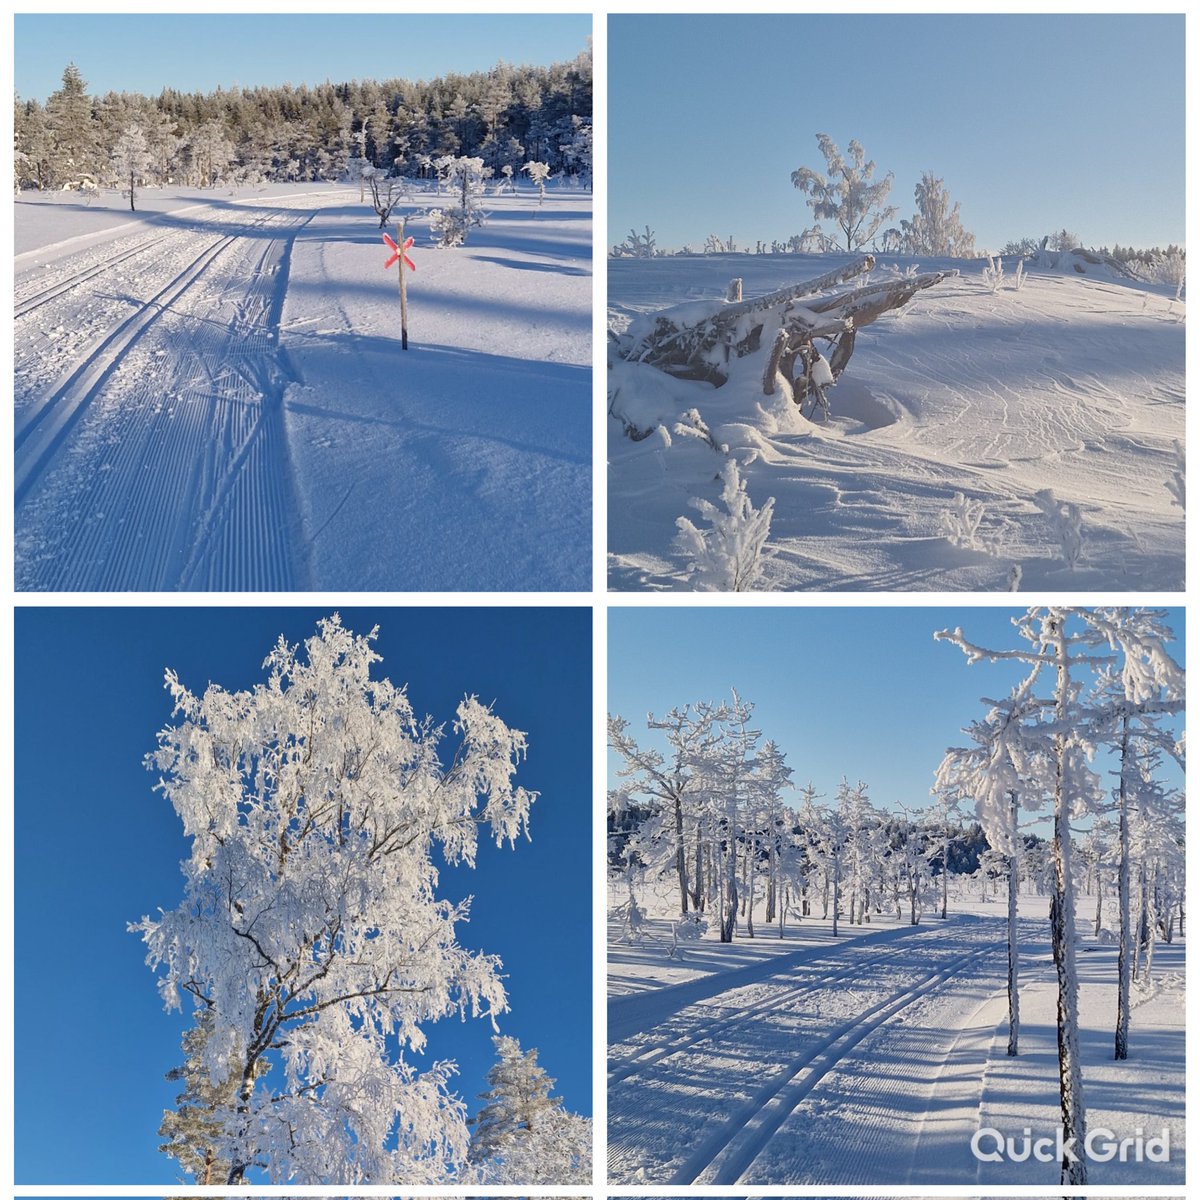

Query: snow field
14;183;591;590
608;252;1184;590
608;891;1183;1185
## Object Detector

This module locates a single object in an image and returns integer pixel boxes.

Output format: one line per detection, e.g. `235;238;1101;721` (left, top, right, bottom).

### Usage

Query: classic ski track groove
607;928;1001;1184
688;942;999;1185
609;923;962;1087
14;205;312;590
14;231;175;318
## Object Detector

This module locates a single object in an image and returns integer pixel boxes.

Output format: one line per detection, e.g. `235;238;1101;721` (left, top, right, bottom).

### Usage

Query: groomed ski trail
607;916;1007;1184
15;199;313;590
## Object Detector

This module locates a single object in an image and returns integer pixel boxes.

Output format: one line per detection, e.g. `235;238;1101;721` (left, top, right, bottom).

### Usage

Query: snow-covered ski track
15;201;313;590
608;919;1010;1184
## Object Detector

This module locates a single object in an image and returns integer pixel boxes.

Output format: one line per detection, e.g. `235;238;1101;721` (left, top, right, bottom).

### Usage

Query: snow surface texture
608;896;1183;1185
15;184;590;590
608;253;1184;591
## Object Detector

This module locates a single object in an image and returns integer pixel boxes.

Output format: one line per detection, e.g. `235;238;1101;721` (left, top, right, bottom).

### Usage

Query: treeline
15;51;592;191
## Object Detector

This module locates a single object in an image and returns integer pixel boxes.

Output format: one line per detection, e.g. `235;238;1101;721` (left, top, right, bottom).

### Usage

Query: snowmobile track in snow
14;206;313;591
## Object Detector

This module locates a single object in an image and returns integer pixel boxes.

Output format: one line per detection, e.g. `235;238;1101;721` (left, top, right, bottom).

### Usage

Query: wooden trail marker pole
382;222;417;350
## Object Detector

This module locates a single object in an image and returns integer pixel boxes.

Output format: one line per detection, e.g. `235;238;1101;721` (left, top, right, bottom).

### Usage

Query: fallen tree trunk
614;260;958;410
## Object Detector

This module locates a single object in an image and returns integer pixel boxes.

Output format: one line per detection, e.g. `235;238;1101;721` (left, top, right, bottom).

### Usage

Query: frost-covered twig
982;255;1005;293
1032;488;1085;570
673;408;728;454
674;458;775;591
940;491;991;551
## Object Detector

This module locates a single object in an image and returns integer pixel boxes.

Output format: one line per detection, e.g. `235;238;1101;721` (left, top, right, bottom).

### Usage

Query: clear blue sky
15;606;591;1185
15;12;591;100
610;13;1184;252
609;606;1185;818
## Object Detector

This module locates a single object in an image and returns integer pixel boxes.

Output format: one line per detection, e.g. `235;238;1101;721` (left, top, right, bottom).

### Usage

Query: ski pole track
607;925;1003;1185
14;206;311;591
609;923;965;1088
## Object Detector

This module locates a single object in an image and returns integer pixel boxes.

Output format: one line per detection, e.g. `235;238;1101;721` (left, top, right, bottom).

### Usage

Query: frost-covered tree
111;122;152;211
937;674;1050;1055
520;159;551;204
430;155;488;246
791;134;897;252
45;62;98;186
608;704;724;915
131;615;537;1184
896;172;976;257
936;607;1180;1185
468;1036;561;1163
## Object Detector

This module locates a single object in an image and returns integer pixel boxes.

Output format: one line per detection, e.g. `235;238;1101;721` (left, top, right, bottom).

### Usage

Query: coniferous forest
14;49;592;191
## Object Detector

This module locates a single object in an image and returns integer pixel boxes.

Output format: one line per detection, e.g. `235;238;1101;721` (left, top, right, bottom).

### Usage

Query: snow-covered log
613;255;958;417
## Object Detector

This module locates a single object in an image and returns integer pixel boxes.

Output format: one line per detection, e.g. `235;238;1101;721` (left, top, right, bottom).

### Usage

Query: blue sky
15;12;591;101
15;606;591;1185
609;606;1185;819
610;13;1184;252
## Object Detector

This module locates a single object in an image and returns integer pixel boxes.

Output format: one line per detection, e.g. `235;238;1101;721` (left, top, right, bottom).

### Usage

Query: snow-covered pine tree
131;615;536;1184
45;62;98;187
468;1036;590;1184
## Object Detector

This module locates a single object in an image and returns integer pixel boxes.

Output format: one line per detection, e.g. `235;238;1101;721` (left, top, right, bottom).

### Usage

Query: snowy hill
608;252;1184;591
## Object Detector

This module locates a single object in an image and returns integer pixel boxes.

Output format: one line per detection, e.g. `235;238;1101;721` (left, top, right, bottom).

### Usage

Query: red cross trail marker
382;233;416;272
383;221;415;350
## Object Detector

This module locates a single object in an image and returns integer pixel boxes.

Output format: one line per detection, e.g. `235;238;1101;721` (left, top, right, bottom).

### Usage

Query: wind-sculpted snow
608;252;1184;591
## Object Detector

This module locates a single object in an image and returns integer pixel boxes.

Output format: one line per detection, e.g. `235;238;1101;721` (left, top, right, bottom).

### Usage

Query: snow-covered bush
673;408;727;454
940;491;991;551
1032;488;1085;569
1150;248;1186;300
429;156;488;247
982;255;1005;293
894;171;976;257
1012;259;1026;291
674;457;775;591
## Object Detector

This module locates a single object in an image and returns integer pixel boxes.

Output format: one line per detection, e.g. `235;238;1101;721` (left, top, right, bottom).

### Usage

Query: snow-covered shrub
673;408;727;454
982;255;1005;293
429;155;488;246
940;491;991;551
1032;488;1085;570
1007;563;1023;591
674;458;775;591
1012;259;1027;291
612;225;655;257
1165;439;1184;510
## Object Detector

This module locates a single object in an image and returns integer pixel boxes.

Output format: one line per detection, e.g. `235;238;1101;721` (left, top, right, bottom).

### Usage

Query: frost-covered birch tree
131;615;537;1184
791;134;897;252
936;606;1180;1185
